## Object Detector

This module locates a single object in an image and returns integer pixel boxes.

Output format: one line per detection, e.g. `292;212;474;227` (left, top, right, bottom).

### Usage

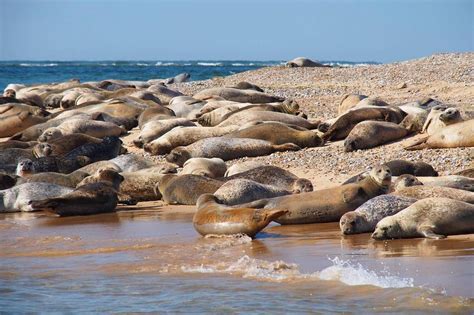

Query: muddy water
1;203;473;313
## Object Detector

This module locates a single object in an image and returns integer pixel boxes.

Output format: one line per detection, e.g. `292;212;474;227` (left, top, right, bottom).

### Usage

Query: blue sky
0;0;472;62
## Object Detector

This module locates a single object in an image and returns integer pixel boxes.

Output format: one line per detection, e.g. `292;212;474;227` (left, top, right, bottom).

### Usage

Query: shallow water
1;204;473;313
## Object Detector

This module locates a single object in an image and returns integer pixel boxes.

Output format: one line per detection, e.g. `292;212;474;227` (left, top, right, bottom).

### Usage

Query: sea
0;60;378;90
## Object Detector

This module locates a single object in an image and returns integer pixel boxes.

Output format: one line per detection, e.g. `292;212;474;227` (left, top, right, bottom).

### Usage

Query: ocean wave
155;62;176;66
19;63;58;67
181;255;415;289
197;62;223;66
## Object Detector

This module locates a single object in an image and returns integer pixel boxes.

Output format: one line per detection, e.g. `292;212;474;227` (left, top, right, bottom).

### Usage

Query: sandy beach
1;53;473;312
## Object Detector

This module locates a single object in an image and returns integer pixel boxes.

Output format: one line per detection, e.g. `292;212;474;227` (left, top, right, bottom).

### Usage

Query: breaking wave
19;63;58;67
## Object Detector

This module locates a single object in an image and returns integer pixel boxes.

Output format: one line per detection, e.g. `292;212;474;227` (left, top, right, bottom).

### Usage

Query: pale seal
392;186;474;203
372;198;474;239
344;121;409;151
405;120;474;150
181;158;227;178
214;179;292;205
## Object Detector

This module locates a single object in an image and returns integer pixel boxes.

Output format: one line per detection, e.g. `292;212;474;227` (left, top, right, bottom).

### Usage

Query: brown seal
33;134;102;157
157;174;224;205
338;94;368;115
0;111;47;138
138;105;175;128
193;87;283;103
193;194;287;237
30;169;124;216
134;118;196;147
372;198;474;240
166;137;300;167
223;122;323;147
0;173;17;190
238;164;391;224
181;158;227;178
38;119;125;142
344;121;409;152
17;169;90;188
405;120;474;150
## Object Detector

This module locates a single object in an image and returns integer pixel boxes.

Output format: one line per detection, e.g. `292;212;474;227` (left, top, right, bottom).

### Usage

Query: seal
338;94;368;115
339;195;417;235
390;174;423;192
166;138;300;167
232;81;264;92
392;186;474;203
0;111;48;138
30;169;124;216
193;194;287;237
384;160;438;177
216;110;320;130
146;84;184;104
17;156;91;174
224;161;266;177
454;168;474;178
167;97;206;120
237;164;391;224
134;118;196;147
164;72;190;84
398;110;428;133
0;182;73;212
181;158;227;178
193;87;283;104
108;154;157;172
285;57;326;68
17;170;90;188
223;122;323;147
322;107;406;141
344;121;409;151
138;105;175;128
38;119;125;142
372;198;474;240
405;120;474;150
214;179;292;205
157;174;224;205
0;140;36;150
0;148;35;166
419;175;474;192
422;106;463;135
144;125;239;155
76;160;122;175
33;134;103;157
225;166;313;193
63;136;122;163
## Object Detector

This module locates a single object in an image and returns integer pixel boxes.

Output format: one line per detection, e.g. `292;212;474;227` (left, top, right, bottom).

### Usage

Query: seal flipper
404;135;430;151
342;187;367;204
419;226;446;239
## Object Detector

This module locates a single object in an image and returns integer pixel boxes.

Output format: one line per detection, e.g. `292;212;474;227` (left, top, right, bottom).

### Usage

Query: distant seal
225;166;313;193
193;87;283;104
181;158;227;178
390;174;423;192
17;170;90;188
144;125;239;155
33;134;103;157
339;195;417;235
166;138;300;167
322;107;406;141
214;179;292;205
38;119;125;142
285;57;326;68
224;122;323;147
392;186;474;203
193;194;287;237
232;81;264;92
134;118;196;147
224;161;266;177
338;94;368;115
344;121;409;152
165;72;191;84
63;136;122;163
157;174;224;205
405;120;474;150
0;182;73;212
372;198;474;240
30;169;124;216
238;164;391;224
217;110;320;130
419;175;474;192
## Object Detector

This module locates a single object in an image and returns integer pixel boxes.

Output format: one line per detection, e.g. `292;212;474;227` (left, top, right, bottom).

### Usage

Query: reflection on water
1;205;473;313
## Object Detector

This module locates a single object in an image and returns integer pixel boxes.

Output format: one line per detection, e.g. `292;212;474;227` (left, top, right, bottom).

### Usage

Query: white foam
197;62;222;66
318;257;414;288
155;62;176;66
19;63;58;67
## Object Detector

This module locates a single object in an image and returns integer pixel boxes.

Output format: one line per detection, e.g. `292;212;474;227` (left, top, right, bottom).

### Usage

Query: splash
318;257;414;288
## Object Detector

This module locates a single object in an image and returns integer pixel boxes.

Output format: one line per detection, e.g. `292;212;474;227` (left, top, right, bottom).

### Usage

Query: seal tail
404;135;430;151
29;199;59;212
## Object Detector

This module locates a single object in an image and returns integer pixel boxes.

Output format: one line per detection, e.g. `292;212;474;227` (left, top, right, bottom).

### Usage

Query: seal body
372;198;474;239
344;121;409;151
214;179;292;205
193;194;287;237
392;186;474;203
158;174;224;205
339;195;417;235
166;138;300;166
405;120;474;150
181;158;227;178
